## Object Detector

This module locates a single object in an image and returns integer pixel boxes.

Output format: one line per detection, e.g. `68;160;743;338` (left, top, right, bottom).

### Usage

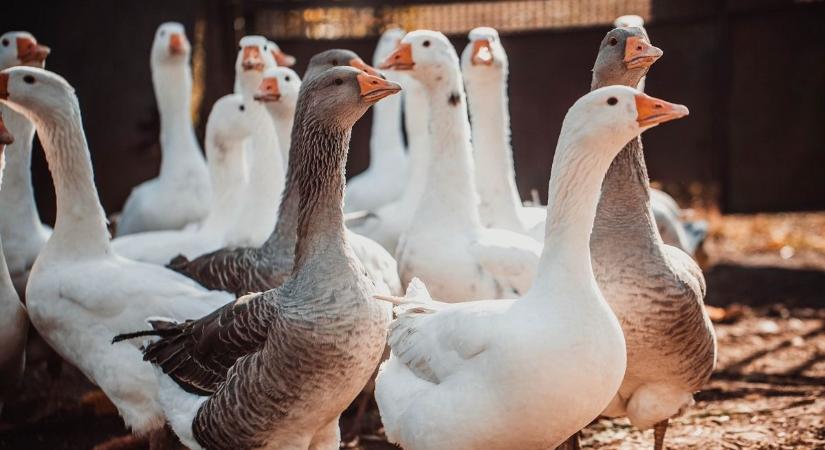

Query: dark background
2;0;824;225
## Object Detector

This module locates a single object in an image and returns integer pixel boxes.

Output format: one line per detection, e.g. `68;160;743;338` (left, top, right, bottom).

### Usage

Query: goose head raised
0;31;50;70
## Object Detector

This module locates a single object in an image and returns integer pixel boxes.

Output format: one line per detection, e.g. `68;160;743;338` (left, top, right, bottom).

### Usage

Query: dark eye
334;78;343;86
264;45;268;51
285;76;290;82
239;105;245;111
23;75;35;84
1;39;8;47
423;40;431;47
609;37;618;46
160;31;166;37
331;59;338;66
607;97;617;105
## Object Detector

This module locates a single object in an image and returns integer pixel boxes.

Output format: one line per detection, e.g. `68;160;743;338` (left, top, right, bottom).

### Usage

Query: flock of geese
0;13;716;450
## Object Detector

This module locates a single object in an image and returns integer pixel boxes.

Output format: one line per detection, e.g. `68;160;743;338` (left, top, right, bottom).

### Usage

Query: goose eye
1;39;8;47
23;75;36;84
160;31;166;37
423;40;431;48
264;45;268;51
285;75;290;82
334;78;343;86
607;97;618;106
331;59;339;66
239;105;245;112
608;37;618;46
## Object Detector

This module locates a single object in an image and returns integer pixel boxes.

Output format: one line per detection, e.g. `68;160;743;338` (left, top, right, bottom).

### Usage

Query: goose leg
555;431;581;450
653;419;669;450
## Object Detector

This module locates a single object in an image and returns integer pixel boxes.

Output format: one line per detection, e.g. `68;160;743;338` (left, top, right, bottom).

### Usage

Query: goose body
0;114;28;414
0;67;233;433
344;28;408;213
111;94;253;264
375;83;689;450
588;27;717;448
117;23;211;236
382;32;541;302
127;67;397;449
169;50;401;296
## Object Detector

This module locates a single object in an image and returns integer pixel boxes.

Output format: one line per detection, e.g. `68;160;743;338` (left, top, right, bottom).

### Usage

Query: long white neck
398;78;430;207
271;105;294;166
245;101;285;215
465;71;523;228
201;134;247;233
415;68;481;230
29;101;111;260
0;104;44;235
531;128;620;294
369;72;406;171
152;60;204;178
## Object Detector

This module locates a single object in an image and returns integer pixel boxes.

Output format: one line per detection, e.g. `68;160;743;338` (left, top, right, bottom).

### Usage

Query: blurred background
2;0;824;224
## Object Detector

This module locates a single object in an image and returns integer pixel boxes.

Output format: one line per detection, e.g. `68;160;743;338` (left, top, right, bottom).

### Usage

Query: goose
116;22;211;236
168;50;401;297
460;27;546;241
118;67;399;450
589;26;717;450
347;73;430;253
111;94;254;264
374;85;690;450
381;30;541;302
255;66;301;165
0;113;28;415
343;27;408;213
223;35;286;247
0;31;52;296
0;66;233;439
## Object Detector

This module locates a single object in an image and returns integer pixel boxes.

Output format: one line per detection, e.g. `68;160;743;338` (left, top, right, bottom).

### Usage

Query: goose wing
167;246;287;296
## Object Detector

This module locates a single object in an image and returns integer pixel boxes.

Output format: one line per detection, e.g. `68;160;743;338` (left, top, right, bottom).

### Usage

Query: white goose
0;31;52;296
344;27;408;213
116;22;211;236
255;66;301;161
111;94;254;264
381;31;541;302
0;113;28;414
0;66;232;437
461;27;545;241
224;35;285;247
374;85;690;450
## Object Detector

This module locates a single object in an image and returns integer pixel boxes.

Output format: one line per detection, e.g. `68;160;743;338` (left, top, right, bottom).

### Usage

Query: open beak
349;57;384;78
271;49;295;67
254;77;281;102
0;114;13;146
635;93;689;128
17;37;50;67
0;72;8;101
358;72;402;103
471;39;494;66
379;43;414;70
169;33;187;55
624;36;662;70
242;46;265;72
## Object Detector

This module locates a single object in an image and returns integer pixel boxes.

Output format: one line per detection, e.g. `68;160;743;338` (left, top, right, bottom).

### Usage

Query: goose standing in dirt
116;22;211;236
168;50;400;296
374;85;690;450
588;26;717;450
121;67;398;450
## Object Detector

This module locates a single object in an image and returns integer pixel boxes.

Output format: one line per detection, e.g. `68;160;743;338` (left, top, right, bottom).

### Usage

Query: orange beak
471;39;494;66
254;77;281;102
635;93;689;128
624;36;662;69
357;72;402;103
0;113;13;146
17;37;50;66
242;46;265;71
349;57;384;78
169;33;186;55
0;72;8;100
379;43;414;70
271;48;296;67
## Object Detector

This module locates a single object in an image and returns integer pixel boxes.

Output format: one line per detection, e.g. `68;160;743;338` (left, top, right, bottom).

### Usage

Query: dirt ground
1;212;824;450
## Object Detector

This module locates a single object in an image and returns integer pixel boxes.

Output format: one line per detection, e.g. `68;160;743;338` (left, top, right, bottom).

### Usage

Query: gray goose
118;67;399;450
587;27;717;450
166;49;398;296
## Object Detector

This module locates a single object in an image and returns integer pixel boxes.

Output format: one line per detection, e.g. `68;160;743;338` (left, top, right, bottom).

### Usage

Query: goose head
460;27;508;78
305;49;383;81
591;27;661;89
380;30;460;87
267;40;295;67
300;66;400;128
254;67;301;112
0;67;77;123
207;94;256;147
236;36;275;73
151;22;190;66
0;31;50;70
564;85;688;157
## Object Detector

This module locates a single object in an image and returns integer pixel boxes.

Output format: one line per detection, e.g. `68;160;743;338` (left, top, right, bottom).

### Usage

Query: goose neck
0;105;43;234
152;62;202;177
201;135;247;232
246;102;285;209
271;107;294;166
399;81;430;204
